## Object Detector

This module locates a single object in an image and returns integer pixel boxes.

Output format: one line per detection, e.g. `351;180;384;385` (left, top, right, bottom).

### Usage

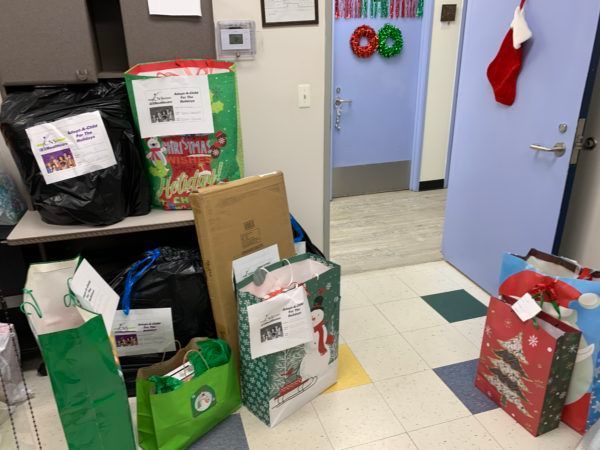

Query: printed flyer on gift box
131;76;214;138
25;111;116;184
112;308;176;357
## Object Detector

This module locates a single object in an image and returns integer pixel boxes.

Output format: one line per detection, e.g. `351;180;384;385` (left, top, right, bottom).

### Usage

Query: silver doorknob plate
529;142;566;157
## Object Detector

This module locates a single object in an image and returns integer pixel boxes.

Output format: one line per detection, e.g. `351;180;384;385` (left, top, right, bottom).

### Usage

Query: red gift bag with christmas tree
475;296;581;436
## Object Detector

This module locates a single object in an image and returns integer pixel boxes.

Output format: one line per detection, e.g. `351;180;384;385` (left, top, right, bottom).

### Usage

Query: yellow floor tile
325;344;372;393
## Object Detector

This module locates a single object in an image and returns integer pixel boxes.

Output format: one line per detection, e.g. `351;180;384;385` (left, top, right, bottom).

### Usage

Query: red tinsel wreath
350;25;379;59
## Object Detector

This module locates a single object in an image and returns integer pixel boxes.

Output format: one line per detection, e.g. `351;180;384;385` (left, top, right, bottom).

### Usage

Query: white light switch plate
298;84;311;108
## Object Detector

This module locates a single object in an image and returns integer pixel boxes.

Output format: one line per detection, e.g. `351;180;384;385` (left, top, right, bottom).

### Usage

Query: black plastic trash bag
0;81;151;226
110;246;216;395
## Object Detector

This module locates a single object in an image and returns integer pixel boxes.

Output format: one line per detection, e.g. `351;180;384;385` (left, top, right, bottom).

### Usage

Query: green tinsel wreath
378;23;404;58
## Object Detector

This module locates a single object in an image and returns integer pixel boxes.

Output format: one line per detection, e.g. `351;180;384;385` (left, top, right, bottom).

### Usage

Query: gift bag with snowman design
499;249;600;434
236;253;340;427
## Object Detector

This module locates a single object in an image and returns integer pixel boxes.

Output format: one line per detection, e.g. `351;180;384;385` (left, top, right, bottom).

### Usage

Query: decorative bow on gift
529;279;562;323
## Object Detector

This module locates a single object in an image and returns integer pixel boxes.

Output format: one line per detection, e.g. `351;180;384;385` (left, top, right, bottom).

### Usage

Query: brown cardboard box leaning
190;172;296;369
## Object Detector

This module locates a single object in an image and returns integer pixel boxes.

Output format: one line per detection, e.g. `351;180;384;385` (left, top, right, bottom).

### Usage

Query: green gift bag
236;253;341;427
23;257;136;450
125;59;243;210
136;338;241;450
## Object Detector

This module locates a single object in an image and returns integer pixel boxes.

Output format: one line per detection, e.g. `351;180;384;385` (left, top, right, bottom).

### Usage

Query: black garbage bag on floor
0;81;151;226
110;246;216;395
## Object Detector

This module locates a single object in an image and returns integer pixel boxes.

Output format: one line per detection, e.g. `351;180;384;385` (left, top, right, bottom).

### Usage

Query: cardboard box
190;172;295;365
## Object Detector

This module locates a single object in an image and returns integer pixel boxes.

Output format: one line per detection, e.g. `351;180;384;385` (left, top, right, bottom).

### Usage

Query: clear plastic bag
0;323;27;405
0;169;26;225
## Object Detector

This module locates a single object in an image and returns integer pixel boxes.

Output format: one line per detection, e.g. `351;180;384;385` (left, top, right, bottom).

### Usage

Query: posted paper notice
25;111;116;184
148;0;201;16
247;287;313;359
70;259;119;333
112;308;176;357
132;75;214;138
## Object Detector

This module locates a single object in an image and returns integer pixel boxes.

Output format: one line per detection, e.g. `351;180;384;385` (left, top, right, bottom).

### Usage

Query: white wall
212;1;327;250
560;68;600;267
419;0;463;182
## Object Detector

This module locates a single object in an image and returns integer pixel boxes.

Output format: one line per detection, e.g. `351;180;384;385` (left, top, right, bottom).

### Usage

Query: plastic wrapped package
110;247;217;395
0;170;26;225
0;82;151;226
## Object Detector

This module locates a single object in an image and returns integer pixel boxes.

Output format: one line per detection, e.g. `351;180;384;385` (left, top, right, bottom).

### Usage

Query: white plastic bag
0;323;27;405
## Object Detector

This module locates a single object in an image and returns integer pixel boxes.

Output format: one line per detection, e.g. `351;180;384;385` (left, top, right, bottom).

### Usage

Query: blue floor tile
434;359;498;415
190;413;249;450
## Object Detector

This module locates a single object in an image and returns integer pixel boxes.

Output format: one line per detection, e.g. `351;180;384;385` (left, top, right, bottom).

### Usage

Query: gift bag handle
63;278;81;308
20;289;42;318
122;249;161;315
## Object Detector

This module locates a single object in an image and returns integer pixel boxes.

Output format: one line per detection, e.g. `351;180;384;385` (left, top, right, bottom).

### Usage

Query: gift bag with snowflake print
125;60;243;210
475;296;581;436
236;253;341;427
499;249;600;434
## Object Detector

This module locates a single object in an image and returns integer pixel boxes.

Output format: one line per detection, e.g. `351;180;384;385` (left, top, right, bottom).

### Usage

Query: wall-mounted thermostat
215;21;256;61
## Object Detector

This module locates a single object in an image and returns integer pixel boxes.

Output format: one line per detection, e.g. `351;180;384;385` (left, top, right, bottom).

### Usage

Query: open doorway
328;0;463;274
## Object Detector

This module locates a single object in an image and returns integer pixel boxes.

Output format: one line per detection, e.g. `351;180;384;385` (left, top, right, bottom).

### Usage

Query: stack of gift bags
475;248;600;438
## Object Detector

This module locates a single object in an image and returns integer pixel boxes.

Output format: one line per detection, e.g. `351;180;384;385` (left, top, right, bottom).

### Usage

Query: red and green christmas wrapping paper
125;60;243;210
475;296;581;436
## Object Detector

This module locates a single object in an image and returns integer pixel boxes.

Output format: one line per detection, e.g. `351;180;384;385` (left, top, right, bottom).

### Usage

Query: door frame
322;0;437;255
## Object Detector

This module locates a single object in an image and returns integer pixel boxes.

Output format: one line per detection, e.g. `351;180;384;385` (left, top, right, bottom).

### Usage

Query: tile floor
6;261;586;449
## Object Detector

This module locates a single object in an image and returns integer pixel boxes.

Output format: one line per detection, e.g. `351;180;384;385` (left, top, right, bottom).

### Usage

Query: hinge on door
570;118;586;164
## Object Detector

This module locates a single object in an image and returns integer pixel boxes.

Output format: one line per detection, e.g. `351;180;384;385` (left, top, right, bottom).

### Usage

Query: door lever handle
335;97;352;106
529;143;566;157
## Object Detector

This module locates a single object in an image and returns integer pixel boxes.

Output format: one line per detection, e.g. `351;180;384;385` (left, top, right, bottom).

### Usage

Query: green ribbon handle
20;289;43;318
63;278;81;308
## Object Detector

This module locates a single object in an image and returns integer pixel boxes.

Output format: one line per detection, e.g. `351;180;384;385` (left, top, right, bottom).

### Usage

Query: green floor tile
421;290;487;323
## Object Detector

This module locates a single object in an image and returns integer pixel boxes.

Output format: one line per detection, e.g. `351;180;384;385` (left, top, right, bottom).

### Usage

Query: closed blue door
332;17;423;196
443;0;600;293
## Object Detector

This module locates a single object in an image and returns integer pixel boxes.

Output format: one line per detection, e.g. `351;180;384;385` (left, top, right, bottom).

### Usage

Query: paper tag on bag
232;244;280;281
511;293;542;322
131;76;214;138
247;287;313;359
111;308;176;357
70;259;119;333
25;111;117;185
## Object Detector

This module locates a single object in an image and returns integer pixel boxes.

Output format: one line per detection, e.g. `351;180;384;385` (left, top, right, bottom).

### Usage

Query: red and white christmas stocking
487;0;532;106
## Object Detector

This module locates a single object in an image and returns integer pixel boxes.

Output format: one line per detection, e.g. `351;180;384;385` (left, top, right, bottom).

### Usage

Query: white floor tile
340;306;397;343
402;324;480;368
377;299;447;333
341;278;373;310
408;416;501;449
241;404;333;450
353;275;417;304
395;267;461;296
375;370;470;432
452;317;487;351
465;286;492;306
349;334;428;382
475;409;581;450
348;433;417;450
312;384;405;450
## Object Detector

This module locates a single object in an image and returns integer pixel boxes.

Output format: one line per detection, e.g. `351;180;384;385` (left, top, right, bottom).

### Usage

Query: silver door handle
335;98;352;106
529;142;566;157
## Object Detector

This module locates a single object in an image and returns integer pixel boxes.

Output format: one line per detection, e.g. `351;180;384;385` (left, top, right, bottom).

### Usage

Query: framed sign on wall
260;0;319;27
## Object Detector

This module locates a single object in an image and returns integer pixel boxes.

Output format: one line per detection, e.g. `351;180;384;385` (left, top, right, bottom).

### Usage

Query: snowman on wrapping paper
300;296;335;380
146;137;167;166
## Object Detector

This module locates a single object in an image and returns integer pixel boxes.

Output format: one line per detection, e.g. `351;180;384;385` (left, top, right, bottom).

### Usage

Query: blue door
332;16;424;197
443;0;600;293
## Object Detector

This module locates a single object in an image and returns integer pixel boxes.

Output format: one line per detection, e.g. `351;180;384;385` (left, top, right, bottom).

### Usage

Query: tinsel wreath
336;0;423;19
378;23;404;58
350;25;379;58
